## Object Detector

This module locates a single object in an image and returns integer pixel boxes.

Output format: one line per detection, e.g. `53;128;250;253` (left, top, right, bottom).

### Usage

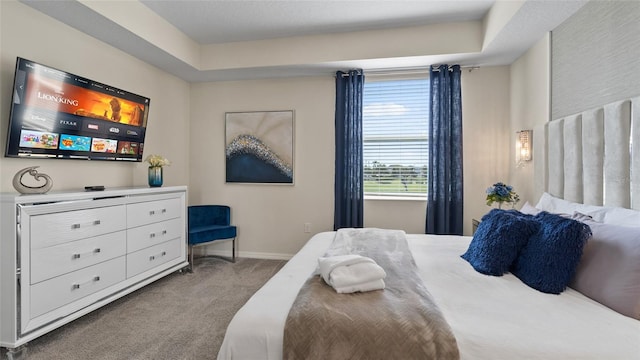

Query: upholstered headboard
534;96;640;211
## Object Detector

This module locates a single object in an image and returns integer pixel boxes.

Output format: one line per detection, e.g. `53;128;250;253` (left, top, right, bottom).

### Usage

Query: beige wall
189;77;335;258
365;199;427;234
509;33;551;204
0;1;190;192
461;66;512;234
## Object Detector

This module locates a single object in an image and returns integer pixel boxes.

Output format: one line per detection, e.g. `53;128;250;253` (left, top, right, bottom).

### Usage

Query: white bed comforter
217;232;640;360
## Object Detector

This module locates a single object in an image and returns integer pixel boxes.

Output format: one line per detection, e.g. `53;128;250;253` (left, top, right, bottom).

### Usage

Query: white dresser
0;186;188;350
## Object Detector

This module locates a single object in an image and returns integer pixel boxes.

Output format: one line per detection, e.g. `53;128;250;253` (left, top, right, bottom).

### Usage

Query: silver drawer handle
149;251;167;261
71;220;101;229
72;276;100;290
149;230;168;239
71;248;101;259
148;208;167;216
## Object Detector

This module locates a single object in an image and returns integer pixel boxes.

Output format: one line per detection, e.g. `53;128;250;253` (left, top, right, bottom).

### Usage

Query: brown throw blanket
283;228;460;360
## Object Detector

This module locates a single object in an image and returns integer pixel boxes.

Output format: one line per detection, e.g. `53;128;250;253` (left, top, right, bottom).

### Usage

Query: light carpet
2;257;286;360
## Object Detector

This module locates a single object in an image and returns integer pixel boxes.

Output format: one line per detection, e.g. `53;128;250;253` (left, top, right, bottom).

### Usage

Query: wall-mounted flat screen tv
5;57;150;161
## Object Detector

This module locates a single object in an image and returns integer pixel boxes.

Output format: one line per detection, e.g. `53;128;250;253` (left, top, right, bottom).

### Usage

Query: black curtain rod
337;65;479;77
430;65;480;72
337;69;363;77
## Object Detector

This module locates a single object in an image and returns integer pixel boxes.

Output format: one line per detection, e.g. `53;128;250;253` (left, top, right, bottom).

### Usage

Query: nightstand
472;218;481;235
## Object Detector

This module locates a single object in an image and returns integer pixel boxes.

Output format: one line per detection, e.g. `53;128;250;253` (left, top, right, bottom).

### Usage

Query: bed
218;231;640;359
218;97;640;359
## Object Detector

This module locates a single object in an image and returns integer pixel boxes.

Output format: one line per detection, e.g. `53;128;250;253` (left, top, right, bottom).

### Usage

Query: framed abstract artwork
225;110;294;184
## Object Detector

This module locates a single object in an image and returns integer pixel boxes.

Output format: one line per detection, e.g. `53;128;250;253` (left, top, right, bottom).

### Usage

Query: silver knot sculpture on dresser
12;166;53;194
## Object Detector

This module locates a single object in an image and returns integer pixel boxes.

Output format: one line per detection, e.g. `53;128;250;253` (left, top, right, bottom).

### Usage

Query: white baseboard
238;251;293;260
200;248;292;261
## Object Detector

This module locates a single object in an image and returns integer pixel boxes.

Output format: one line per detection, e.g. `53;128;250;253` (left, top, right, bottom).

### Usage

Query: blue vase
148;167;163;187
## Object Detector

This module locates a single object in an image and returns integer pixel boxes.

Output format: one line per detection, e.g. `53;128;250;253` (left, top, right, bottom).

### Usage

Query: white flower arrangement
145;154;171;168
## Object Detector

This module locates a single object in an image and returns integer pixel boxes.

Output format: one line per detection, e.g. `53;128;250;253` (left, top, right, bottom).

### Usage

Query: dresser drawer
30;205;126;249
126;217;183;253
127;198;181;228
30;257;126;318
126;238;182;278
31;231;127;284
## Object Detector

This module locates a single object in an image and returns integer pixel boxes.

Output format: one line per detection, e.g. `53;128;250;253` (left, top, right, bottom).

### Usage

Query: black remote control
84;186;105;191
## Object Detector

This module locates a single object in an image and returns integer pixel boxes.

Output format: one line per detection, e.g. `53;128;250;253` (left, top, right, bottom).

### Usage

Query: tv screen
5;57;150;161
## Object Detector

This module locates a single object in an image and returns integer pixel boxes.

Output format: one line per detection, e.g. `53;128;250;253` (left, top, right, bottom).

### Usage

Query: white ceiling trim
19;0;587;82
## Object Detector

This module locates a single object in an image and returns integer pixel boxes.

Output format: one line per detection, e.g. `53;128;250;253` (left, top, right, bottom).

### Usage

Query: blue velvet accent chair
188;205;237;271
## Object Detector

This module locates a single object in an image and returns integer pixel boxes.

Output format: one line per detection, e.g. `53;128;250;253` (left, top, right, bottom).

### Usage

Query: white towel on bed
333;278;386;294
318;254;386;293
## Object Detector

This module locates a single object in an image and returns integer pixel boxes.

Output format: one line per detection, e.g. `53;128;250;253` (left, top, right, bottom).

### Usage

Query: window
363;76;429;198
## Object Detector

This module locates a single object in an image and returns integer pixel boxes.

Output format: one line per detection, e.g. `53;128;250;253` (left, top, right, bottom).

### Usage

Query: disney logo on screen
31;115;48;122
37;91;79;106
109;127;120;133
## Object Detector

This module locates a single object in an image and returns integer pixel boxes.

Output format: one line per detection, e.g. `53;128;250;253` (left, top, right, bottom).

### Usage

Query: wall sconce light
516;129;532;166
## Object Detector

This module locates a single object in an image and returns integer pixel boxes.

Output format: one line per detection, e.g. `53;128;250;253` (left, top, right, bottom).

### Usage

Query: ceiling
139;0;496;45
21;0;588;82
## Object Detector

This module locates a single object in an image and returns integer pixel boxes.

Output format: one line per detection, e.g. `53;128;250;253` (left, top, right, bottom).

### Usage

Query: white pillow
586;207;640;228
535;192;640;227
519;201;541;215
535;192;604;219
536;192;574;214
570;219;640;319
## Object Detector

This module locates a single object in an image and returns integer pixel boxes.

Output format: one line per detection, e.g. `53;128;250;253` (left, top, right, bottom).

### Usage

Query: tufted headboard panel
535;96;640;211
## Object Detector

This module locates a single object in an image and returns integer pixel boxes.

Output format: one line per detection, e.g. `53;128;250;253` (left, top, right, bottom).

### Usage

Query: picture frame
225;110;294;184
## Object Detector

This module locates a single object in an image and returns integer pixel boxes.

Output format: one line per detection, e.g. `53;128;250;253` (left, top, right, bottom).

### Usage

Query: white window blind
363;76;429;197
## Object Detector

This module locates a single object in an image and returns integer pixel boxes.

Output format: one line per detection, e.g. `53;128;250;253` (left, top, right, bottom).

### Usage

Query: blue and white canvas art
225;111;294;184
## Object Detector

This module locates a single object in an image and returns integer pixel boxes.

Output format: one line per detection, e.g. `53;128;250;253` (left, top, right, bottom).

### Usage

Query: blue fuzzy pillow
511;211;592;294
461;209;539;276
